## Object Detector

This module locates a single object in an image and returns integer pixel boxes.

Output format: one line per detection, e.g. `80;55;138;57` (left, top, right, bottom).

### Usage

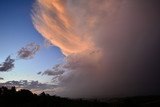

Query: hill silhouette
0;86;160;107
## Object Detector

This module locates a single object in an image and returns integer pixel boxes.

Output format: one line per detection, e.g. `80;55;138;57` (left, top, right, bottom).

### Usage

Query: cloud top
32;0;94;55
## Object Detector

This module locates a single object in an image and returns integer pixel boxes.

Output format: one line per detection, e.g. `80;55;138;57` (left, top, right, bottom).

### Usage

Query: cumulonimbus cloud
32;0;94;55
33;0;160;98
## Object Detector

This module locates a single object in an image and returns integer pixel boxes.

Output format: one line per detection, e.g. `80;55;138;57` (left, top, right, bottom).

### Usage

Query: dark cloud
0;42;40;72
37;72;42;75
0;77;4;80
0;55;15;72
17;42;40;60
42;64;65;76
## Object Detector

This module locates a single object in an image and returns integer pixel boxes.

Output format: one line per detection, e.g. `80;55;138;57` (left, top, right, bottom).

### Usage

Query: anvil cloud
33;0;160;98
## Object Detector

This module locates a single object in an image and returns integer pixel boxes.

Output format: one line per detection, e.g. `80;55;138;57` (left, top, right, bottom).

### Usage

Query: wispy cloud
32;0;93;55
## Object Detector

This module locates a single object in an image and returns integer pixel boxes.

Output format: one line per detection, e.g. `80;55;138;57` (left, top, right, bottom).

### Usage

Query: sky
0;0;63;84
0;0;160;98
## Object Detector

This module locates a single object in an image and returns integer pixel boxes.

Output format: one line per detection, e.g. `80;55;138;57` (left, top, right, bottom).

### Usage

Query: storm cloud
33;0;160;98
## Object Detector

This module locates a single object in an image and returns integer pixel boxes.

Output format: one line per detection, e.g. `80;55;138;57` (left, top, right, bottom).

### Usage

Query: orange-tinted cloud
33;0;160;98
32;0;93;55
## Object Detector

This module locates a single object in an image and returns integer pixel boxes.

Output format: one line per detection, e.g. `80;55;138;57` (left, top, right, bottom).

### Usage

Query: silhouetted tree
39;92;46;96
0;86;119;107
1;86;9;96
10;86;16;95
17;89;33;96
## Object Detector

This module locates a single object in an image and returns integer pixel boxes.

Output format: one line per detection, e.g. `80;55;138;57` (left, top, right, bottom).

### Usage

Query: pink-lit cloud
33;0;160;98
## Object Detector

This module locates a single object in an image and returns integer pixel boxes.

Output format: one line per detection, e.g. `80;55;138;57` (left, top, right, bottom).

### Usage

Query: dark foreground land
0;87;160;107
